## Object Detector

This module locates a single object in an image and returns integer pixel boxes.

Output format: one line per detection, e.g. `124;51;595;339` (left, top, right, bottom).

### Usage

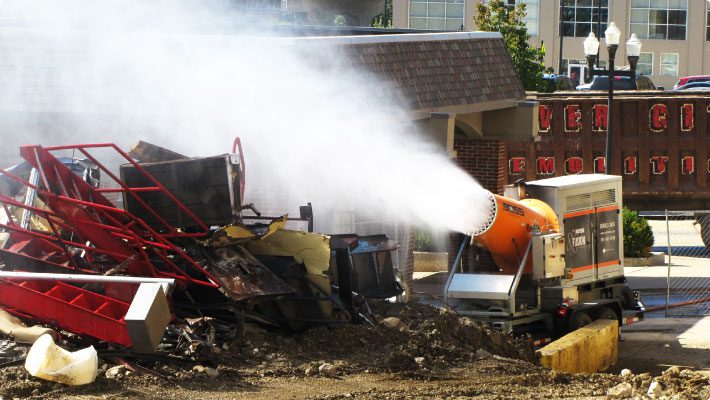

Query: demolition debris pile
0;141;404;381
606;367;710;400
239;300;536;375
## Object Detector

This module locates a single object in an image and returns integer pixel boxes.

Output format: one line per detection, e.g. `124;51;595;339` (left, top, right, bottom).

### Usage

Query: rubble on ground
1;300;708;399
609;366;710;400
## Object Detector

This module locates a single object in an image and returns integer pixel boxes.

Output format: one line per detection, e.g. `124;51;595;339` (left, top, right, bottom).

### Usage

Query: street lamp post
583;22;642;175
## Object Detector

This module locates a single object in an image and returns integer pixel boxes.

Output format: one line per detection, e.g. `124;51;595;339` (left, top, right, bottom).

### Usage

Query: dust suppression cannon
445;174;644;338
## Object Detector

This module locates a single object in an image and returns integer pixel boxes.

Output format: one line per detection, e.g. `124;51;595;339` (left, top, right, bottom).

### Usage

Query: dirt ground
1;301;709;400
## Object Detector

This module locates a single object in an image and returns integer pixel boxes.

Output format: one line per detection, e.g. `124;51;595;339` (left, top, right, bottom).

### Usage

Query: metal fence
412;251;449;273
639;210;710;316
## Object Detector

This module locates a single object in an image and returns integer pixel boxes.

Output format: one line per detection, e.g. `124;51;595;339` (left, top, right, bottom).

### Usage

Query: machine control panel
532;233;565;280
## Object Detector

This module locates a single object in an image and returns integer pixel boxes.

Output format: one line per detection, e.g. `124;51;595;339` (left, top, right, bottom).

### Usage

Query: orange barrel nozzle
472;192;559;274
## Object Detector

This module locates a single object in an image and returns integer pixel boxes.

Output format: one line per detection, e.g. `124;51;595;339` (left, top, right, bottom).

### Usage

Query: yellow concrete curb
537;319;618;373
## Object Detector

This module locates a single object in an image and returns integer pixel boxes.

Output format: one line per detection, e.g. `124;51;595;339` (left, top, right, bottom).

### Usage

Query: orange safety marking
569;260;619;274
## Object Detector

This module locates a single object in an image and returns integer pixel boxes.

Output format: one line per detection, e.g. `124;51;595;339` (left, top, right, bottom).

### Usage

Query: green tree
474;0;548;92
370;0;392;28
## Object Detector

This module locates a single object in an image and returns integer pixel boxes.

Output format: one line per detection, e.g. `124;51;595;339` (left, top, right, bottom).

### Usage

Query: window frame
629;0;687;41
561;0;609;38
408;0;465;31
637;52;654;76
659;52;679;77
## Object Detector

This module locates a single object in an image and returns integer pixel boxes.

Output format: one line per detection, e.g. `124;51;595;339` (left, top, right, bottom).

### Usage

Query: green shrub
623;207;654;258
413;230;435;252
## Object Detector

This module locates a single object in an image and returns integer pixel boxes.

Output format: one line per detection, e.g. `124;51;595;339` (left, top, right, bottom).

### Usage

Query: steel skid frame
0;144;220;289
0;143;232;347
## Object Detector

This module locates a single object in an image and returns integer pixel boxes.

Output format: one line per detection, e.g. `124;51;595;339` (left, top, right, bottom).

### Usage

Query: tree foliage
334;14;347;27
370;0;392;28
622;208;654;258
474;0;548;92
413;230;435;252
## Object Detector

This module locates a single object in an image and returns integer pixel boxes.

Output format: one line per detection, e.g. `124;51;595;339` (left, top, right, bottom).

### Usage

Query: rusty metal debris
0;140;403;374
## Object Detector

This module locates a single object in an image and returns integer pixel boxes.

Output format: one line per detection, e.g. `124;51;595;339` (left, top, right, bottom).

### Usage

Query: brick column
448;137;507;270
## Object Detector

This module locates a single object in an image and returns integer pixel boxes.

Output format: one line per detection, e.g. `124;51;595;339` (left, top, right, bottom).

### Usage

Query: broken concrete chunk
647;380;663;398
205;367;219;378
606;382;633;398
105;365;127;379
620;368;632;377
379;317;402;329
318;363;336;378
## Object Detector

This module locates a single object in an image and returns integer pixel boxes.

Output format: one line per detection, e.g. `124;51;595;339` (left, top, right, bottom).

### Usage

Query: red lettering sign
682;156;695;174
593;104;608;132
509;157;526;174
624;157;637;175
650;156;668;174
650;104;668;132
536;157;555;175
565;157;583;174
594;157;606;174
564;104;581;132
681;104;694;131
539;105;552;133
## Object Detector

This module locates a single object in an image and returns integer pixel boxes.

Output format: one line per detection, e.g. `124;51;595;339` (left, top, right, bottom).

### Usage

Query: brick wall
448;137;507;270
453;137;507;194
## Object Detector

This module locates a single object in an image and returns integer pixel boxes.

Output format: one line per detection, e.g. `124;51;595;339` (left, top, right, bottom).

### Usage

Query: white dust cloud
0;0;491;234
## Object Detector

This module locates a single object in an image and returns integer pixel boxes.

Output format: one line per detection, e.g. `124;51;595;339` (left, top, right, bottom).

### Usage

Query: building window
409;0;464;30
660;53;679;77
243;0;281;11
706;1;710;41
630;0;687;41
637;52;653;76
561;0;608;38
484;0;539;36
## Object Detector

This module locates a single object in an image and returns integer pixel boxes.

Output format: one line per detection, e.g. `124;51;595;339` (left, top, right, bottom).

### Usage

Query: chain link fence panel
643;211;710;316
412;252;448;273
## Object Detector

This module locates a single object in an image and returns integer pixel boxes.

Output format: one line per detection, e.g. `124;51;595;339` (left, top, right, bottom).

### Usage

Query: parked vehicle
542;74;574;92
673;81;710;91
673;75;710;89
576;75;656;91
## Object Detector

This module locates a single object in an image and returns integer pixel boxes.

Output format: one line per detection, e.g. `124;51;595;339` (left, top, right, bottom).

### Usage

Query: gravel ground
0;301;708;400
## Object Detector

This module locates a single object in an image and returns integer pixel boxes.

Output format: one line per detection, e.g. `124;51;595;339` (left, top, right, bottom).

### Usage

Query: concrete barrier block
537;319;618;373
125;283;171;354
